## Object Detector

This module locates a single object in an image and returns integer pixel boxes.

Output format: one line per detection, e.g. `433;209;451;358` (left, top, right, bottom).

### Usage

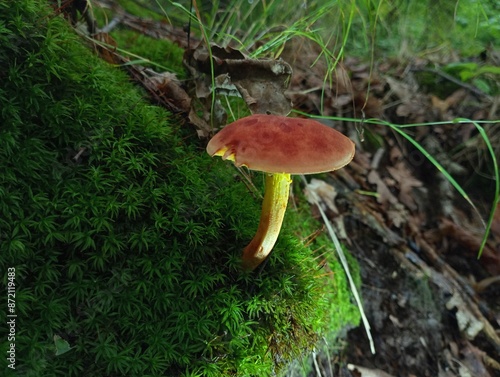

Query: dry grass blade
301;175;376;355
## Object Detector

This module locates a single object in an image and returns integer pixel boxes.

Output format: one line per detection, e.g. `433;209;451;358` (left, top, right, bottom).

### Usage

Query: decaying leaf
367;169;398;206
304;178;340;214
188;107;215;138
431;89;467;120
386;162;423;211
385;76;430;123
446;292;484;340
92;32;120;64
386;202;409;228
347;364;396;377
148;71;192;113
184;43;293;125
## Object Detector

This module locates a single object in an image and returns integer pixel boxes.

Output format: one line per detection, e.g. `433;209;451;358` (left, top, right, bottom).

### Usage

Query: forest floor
281;43;500;377
74;1;499;376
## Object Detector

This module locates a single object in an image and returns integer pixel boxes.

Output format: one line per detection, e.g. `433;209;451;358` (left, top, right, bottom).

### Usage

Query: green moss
108;28;185;75
0;0;358;376
117;0;166;21
91;0;185;75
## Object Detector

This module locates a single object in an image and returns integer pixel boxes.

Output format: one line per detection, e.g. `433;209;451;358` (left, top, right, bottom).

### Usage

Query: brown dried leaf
386;162;423;211
184;43;292;118
149;71;191;113
387;202;409;228
188;108;211;138
367;170;398;206
431;89;468;119
385;76;415;102
304;178;339;214
92;32;119;64
188;98;227;138
386;76;430;122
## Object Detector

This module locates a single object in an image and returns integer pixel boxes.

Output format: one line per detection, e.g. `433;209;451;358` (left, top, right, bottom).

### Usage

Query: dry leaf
387;202;409;228
367;170;398;206
92;32;119;64
431;89;467;119
347;364;396;377
188;99;227;138
386;162;423;211
446;292;484;340
304;178;340;214
184;43;292;119
149;71;191;113
386;76;430;122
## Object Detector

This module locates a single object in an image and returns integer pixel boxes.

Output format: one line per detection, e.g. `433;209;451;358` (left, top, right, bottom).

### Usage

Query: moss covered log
0;0;359;375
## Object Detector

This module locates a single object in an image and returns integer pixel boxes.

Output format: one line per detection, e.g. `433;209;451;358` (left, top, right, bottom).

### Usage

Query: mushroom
206;114;355;270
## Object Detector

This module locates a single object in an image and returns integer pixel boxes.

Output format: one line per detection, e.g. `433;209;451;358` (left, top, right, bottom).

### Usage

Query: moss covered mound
0;1;358;376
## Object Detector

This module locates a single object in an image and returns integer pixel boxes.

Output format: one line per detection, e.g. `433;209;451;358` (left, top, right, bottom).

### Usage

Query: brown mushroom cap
206;114;355;174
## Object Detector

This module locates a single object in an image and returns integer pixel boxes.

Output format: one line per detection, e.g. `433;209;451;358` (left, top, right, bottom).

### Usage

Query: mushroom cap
206;114;355;174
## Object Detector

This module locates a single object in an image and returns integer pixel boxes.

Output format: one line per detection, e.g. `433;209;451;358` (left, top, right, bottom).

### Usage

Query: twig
100;14;123;34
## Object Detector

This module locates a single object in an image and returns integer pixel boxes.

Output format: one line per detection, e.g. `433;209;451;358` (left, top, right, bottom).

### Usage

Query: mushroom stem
242;173;291;270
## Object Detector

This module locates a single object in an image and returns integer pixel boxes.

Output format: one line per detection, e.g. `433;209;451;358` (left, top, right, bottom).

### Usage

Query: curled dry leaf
304;178;340;214
184;43;293;122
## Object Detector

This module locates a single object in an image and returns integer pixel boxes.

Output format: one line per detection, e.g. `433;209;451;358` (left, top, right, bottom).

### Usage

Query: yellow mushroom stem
242;173;292;271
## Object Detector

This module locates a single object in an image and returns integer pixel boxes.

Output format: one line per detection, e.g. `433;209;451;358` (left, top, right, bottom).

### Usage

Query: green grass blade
467;120;499;258
294;112;498;260
388;123;485;226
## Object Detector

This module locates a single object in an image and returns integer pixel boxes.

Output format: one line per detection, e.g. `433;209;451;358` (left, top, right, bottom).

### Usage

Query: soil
337;225;500;377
